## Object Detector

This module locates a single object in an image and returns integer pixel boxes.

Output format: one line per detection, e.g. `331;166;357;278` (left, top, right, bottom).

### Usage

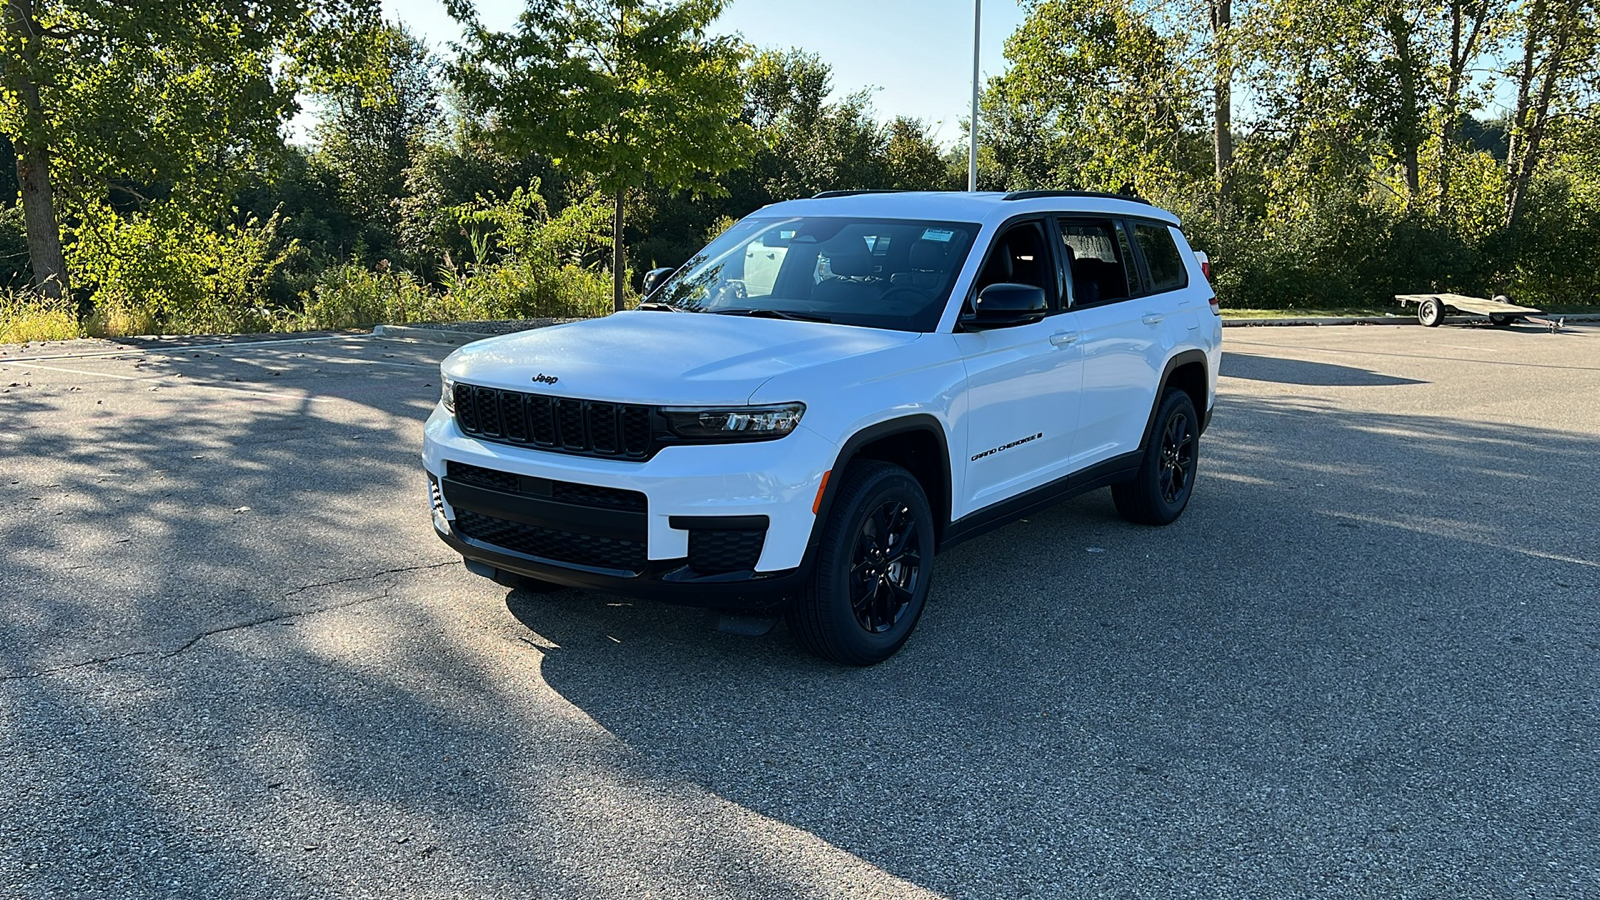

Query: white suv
424;190;1221;665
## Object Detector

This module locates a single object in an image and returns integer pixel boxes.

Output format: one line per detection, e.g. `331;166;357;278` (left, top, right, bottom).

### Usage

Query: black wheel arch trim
802;414;954;567
1145;349;1211;442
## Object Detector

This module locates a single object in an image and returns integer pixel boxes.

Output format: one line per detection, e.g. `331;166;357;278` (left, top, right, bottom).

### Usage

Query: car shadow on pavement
508;396;1600;898
1220;352;1427;386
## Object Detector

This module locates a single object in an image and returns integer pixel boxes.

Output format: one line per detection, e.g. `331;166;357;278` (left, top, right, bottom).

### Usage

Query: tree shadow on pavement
1220;352;1427;386
510;396;1600;898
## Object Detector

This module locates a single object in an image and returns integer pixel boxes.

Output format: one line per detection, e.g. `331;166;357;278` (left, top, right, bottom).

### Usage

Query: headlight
660;403;805;441
441;374;456;414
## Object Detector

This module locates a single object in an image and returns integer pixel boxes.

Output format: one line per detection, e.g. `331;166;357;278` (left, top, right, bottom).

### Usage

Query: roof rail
1002;189;1151;205
810;189;911;199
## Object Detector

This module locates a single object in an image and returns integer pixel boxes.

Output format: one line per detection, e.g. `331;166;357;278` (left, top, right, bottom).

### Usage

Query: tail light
1201;260;1212;280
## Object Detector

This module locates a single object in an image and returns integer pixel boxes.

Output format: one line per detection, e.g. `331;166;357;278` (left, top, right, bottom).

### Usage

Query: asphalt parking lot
2;322;1597;899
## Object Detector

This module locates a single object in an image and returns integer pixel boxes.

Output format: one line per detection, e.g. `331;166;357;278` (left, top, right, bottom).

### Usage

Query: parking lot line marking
18;361;334;402
0;333;371;363
1324;510;1600;569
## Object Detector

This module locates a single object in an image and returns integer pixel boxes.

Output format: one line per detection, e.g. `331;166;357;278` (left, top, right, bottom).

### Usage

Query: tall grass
0;289;81;343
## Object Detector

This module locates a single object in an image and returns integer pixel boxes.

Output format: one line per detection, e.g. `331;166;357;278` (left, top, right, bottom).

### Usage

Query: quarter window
1133;222;1188;293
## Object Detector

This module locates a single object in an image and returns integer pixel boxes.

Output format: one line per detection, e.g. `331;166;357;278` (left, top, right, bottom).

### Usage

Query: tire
1112;390;1200;526
1418;298;1445;327
787;461;934;666
1490;315;1516;327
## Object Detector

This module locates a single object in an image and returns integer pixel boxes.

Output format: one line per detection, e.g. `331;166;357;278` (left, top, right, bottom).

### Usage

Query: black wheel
1490;315;1516;327
1418;298;1445;327
787;461;934;666
1112;390;1200;526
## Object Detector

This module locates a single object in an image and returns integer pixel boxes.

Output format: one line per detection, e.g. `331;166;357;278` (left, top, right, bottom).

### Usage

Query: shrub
68;201;297;335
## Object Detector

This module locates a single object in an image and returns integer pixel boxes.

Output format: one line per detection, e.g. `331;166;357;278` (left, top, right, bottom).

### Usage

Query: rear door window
1057;218;1139;306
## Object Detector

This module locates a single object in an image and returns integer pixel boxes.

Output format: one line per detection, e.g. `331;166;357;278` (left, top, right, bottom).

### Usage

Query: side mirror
642;267;675;297
965;283;1047;328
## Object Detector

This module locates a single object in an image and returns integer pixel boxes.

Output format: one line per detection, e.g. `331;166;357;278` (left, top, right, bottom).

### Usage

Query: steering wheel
713;280;748;305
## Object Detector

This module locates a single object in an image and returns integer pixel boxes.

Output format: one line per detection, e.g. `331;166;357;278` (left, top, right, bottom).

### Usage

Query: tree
996;0;1204;198
449;0;755;310
313;23;442;263
0;0;381;297
1504;0;1598;226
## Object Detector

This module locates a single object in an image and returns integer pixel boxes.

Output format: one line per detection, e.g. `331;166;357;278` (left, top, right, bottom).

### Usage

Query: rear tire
787;461;934;666
1113;390;1200;526
1418;298;1445;327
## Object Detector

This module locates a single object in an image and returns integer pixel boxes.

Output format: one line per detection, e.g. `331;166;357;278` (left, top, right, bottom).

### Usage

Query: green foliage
0;0;384;210
312;23;442;264
68;202;297;334
299;182;618;329
451;0;754;197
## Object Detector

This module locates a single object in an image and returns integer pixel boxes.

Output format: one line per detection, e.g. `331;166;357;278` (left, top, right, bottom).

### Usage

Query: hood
442;311;923;405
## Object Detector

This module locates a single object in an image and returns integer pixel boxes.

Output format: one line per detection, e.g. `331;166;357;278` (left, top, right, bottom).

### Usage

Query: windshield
649;216;980;332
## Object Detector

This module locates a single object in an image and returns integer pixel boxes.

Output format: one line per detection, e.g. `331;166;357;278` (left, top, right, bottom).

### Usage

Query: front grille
446;461;646;511
455;383;658;459
688;529;767;574
455;510;648;573
447;461;517;492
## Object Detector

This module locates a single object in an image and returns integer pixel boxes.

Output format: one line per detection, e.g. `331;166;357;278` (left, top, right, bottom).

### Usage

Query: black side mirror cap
642;267;675;297
964;283;1048;329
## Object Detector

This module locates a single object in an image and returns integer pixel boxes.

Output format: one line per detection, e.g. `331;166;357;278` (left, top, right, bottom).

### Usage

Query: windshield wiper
710;308;832;323
636;301;684;312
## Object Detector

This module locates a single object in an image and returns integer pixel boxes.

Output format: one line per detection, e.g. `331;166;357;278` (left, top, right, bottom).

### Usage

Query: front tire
1113;390;1200;526
788;461;934;666
1418;298;1445;327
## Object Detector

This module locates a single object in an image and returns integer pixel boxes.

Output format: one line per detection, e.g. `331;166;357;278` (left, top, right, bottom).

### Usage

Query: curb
372;324;500;345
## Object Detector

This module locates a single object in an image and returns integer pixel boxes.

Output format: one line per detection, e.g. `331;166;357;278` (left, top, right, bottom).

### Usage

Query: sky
381;0;1029;146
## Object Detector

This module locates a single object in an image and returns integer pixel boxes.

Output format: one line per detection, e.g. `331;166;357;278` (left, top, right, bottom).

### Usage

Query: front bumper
423;405;831;608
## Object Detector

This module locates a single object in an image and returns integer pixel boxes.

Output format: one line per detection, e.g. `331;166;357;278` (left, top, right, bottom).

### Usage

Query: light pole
969;0;980;191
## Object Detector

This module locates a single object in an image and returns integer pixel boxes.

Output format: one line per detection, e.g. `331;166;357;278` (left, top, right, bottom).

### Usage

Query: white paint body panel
422;192;1220;576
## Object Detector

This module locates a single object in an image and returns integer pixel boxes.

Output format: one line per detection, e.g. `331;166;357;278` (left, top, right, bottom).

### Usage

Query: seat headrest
823;239;875;277
908;239;948;271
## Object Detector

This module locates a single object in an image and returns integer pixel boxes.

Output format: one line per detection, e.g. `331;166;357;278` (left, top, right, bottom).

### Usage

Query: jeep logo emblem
532;373;559;385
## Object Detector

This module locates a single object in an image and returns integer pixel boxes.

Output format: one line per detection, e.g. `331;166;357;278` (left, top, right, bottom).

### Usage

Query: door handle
1049;331;1080;347
1141;313;1166;326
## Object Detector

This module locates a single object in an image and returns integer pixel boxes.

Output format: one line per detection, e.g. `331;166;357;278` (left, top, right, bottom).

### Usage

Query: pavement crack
2;558;458;682
281;559;456;598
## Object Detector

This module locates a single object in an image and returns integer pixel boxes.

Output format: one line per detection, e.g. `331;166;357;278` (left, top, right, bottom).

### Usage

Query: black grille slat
557;400;586;450
452;384;657;459
455;510;647;573
529;396;557;446
446;461;519;492
589;403;618;454
454;384;478;433
474;387;503;437
503;393;529;442
446;462;646;511
622;407;652;455
688;529;767;574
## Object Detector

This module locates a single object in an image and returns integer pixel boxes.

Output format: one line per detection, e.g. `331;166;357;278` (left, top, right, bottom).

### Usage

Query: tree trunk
612;189;626;311
1384;9;1423;201
13;140;67;298
1505;0;1580;228
4;0;69;297
1439;0;1488;209
1209;0;1233;207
